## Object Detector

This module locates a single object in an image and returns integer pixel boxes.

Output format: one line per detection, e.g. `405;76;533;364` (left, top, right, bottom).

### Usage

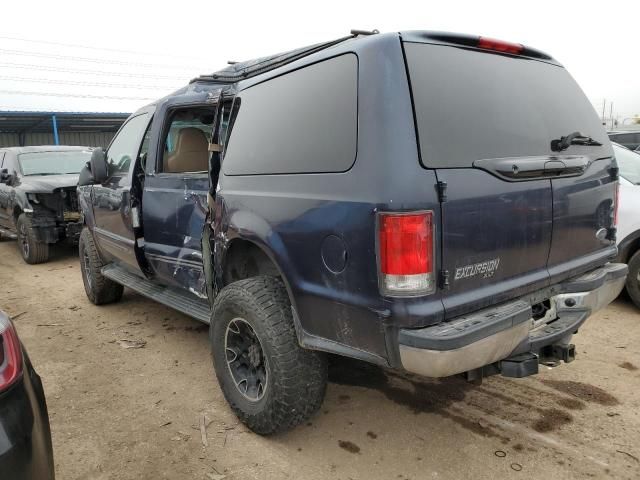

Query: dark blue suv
77;30;626;434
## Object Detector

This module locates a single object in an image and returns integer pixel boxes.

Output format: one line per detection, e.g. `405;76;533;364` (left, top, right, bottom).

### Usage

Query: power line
0;105;131;113
0;75;173;91
0;89;154;101
0;47;203;70
0;61;187;80
0;34;207;62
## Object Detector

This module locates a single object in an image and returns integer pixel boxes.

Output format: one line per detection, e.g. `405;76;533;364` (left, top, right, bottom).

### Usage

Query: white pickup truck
614;143;640;307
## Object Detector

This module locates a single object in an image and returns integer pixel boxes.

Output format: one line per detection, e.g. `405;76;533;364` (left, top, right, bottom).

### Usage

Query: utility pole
609;102;614;130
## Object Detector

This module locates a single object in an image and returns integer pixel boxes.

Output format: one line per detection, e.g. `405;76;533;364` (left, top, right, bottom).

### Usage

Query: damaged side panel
142;174;209;298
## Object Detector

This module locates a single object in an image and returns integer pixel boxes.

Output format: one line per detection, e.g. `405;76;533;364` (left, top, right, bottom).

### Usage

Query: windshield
615;144;640;184
18;150;92;176
404;42;610;168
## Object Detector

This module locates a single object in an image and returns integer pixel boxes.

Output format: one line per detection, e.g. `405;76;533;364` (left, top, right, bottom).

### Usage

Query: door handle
473;156;591;181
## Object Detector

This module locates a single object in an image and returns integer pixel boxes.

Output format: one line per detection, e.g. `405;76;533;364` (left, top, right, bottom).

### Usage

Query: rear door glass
404;42;609;168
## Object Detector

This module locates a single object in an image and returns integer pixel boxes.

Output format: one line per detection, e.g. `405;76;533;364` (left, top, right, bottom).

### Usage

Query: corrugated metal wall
0;133;18;147
0;131;116;148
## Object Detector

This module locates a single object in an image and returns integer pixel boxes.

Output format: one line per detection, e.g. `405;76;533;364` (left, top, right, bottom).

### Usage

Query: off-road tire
16;213;49;264
626;250;640;309
79;227;123;305
210;276;327;435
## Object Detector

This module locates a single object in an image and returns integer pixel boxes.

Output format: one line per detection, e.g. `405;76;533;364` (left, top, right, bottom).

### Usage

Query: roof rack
191;29;378;85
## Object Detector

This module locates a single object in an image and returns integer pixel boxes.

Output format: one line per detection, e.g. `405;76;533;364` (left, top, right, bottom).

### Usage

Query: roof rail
191;32;366;85
350;29;379;36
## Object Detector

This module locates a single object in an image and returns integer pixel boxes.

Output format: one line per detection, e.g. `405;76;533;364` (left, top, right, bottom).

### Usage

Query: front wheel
79;228;123;305
626;250;640;309
16;213;49;264
210;276;327;435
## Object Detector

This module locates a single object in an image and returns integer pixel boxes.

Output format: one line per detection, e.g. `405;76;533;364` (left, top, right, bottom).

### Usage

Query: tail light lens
378;211;435;296
478;37;523;55
0;313;23;392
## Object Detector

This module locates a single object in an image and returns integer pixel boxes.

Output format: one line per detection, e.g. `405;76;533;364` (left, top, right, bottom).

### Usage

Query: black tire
16;213;49;264
626;250;640;309
210;276;327;435
79;227;123;305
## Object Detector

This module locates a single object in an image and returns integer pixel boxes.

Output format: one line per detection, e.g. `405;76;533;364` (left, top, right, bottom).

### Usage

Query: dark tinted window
404;43;608;168
610;133;634;144
223;54;358;175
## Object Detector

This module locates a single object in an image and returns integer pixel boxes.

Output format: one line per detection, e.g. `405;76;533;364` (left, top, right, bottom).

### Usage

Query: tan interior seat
165;127;209;173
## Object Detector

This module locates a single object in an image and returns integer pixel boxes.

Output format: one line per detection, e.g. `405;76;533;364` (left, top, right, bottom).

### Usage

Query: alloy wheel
224;317;268;402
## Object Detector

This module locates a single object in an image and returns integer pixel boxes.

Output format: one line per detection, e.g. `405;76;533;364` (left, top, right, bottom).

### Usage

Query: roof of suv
192;34;357;84
0;146;91;154
191;30;556;86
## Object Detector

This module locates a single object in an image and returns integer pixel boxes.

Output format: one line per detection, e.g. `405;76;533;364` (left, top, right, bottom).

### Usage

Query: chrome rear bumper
398;263;627;378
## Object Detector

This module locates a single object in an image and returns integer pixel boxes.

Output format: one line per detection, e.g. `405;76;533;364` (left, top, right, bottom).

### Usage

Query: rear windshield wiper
551;131;602;152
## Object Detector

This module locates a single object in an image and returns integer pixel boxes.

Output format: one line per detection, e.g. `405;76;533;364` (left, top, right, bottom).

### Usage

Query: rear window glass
223;54;358;175
404;43;609;168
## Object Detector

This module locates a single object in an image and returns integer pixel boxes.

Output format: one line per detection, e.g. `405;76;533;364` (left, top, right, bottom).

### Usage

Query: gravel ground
1;240;639;480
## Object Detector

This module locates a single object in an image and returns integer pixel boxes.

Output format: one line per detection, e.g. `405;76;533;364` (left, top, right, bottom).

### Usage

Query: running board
101;263;210;323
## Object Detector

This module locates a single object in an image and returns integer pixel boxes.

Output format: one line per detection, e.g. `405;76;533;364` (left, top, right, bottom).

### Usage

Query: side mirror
0;168;12;184
79;148;109;186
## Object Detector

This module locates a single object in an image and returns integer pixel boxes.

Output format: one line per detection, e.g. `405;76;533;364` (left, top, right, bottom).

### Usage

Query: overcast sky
1;0;638;124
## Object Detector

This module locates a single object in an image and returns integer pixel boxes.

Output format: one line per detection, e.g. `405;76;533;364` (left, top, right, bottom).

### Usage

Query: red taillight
378;211;435;296
478;37;523;55
0;313;23;392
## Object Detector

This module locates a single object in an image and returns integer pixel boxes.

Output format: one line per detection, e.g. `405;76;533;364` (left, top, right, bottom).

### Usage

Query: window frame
155;104;218;177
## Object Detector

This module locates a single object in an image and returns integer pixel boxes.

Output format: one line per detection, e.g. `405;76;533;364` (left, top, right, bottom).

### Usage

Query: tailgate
402;36;613;319
547;157;617;283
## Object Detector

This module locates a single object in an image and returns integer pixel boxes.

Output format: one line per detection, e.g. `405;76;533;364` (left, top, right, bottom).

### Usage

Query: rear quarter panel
215;33;444;363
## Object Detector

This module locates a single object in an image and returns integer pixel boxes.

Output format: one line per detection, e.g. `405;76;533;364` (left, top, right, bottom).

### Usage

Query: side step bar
102;263;211;323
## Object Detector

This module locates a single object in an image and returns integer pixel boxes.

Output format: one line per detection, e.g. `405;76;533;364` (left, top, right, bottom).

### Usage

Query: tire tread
211;276;327;435
79;227;123;305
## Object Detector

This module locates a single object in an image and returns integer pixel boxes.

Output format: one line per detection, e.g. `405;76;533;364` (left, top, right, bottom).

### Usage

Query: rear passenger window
223;54;358;175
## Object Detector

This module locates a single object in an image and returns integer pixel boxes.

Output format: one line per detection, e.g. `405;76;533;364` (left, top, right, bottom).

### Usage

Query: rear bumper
398;263;627;378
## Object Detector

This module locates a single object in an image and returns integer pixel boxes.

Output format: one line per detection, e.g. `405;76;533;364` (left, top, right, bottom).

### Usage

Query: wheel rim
18;222;29;258
82;247;93;291
224;317;268;402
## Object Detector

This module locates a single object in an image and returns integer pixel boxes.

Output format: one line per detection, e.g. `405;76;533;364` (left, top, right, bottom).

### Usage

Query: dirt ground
1;240;640;480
